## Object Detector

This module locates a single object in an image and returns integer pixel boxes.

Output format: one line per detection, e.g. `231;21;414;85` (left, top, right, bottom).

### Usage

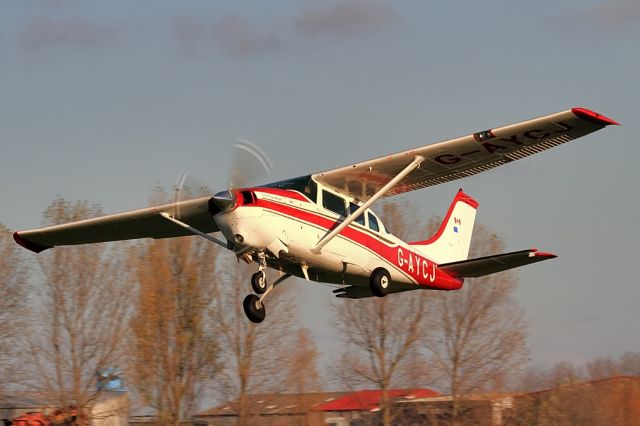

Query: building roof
394;376;640;405
194;392;350;418
314;389;441;412
523;375;640;397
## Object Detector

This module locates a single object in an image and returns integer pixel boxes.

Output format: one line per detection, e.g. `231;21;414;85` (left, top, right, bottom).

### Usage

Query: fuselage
213;176;462;292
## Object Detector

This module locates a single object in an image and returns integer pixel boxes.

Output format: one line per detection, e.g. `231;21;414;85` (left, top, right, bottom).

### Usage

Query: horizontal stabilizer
439;249;556;278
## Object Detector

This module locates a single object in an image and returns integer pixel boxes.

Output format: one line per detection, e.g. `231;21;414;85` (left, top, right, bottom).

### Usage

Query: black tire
243;294;266;323
370;268;391;297
251;271;268;294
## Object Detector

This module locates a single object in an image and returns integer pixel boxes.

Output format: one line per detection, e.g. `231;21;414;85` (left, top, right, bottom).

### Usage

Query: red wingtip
572;107;620;126
13;232;52;253
530;248;557;258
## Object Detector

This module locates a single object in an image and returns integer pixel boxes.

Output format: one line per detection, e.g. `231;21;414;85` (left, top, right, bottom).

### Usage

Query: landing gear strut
242;271;292;323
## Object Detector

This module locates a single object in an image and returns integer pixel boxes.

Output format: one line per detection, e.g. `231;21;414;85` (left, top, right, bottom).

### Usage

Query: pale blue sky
2;0;639;374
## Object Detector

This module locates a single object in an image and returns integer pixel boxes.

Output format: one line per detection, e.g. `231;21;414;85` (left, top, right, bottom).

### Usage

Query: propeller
171;170;212;220
172;139;274;218
228;139;273;190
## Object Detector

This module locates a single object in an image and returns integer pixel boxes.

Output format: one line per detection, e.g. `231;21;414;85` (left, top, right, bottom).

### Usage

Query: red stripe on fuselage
250;189;462;290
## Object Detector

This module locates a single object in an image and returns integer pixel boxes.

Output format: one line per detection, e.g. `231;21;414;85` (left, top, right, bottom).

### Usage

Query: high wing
313;107;618;200
438;248;556;278
13;197;218;253
14;107;617;254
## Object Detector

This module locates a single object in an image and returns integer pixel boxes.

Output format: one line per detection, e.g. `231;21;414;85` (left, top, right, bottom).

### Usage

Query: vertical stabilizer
409;190;478;264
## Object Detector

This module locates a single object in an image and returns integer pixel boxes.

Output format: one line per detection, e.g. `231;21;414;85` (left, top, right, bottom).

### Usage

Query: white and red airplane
13;107;618;323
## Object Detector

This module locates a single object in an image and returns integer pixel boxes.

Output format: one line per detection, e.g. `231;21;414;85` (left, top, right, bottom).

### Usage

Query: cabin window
304;179;318;203
322;191;347;217
368;212;380;232
349;203;365;226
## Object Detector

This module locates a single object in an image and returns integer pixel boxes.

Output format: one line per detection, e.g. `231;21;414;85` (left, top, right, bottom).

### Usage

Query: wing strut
159;212;228;249
310;155;424;254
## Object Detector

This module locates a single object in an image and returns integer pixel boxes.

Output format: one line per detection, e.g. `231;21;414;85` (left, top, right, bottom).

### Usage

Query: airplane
13;107;619;323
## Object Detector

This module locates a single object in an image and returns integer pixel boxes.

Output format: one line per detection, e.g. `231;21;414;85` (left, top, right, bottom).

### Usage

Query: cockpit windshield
262;175;318;202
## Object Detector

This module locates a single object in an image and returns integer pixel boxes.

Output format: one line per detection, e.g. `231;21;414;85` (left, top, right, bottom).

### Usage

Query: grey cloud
173;15;282;58
295;0;397;39
173;16;210;55
172;1;397;59
213;15;282;57
577;0;640;31
19;16;114;51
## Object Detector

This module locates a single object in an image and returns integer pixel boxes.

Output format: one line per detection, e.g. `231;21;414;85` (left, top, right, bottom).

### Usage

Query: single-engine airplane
13;107;618;323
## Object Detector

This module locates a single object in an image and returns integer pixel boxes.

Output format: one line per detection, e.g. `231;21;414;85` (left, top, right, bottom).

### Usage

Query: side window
305;179;318;203
368;212;379;232
349;203;365;226
322;190;346;217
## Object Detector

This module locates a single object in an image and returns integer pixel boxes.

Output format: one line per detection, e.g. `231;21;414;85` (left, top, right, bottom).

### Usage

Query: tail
409;189;478;264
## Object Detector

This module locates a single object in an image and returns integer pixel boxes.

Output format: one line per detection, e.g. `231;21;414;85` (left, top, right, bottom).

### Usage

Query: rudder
409;189;478;264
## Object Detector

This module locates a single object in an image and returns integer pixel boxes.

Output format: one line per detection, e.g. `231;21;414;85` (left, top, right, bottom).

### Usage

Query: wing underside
14;196;218;253
313;108;618;200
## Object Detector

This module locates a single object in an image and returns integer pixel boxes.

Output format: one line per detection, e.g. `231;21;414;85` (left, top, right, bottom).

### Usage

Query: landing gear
242;272;292;323
370;267;391;297
251;271;267;294
243;294;266;323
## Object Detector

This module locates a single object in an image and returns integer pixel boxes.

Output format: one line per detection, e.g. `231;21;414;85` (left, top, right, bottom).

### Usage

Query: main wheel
251;271;268;294
370;268;391;297
243;294;266;323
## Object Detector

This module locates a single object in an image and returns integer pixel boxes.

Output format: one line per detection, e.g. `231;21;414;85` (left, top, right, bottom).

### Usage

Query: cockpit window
322;190;347;217
262;175;317;203
368;212;380;232
349;203;365;226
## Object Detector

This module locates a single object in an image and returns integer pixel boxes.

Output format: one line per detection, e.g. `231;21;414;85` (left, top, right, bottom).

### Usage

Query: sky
1;0;639;377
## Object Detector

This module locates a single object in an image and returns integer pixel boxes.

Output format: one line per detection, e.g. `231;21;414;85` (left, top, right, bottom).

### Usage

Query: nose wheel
242;272;292;323
251;271;267;294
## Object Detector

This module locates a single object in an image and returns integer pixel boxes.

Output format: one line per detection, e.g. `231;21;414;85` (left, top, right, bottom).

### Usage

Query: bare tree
586;351;640;380
423;224;529;424
211;265;303;426
0;223;29;390
331;201;431;426
129;234;221;425
513;356;640;425
27;198;132;421
333;296;429;426
282;328;323;394
519;352;640;393
518;362;582;393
